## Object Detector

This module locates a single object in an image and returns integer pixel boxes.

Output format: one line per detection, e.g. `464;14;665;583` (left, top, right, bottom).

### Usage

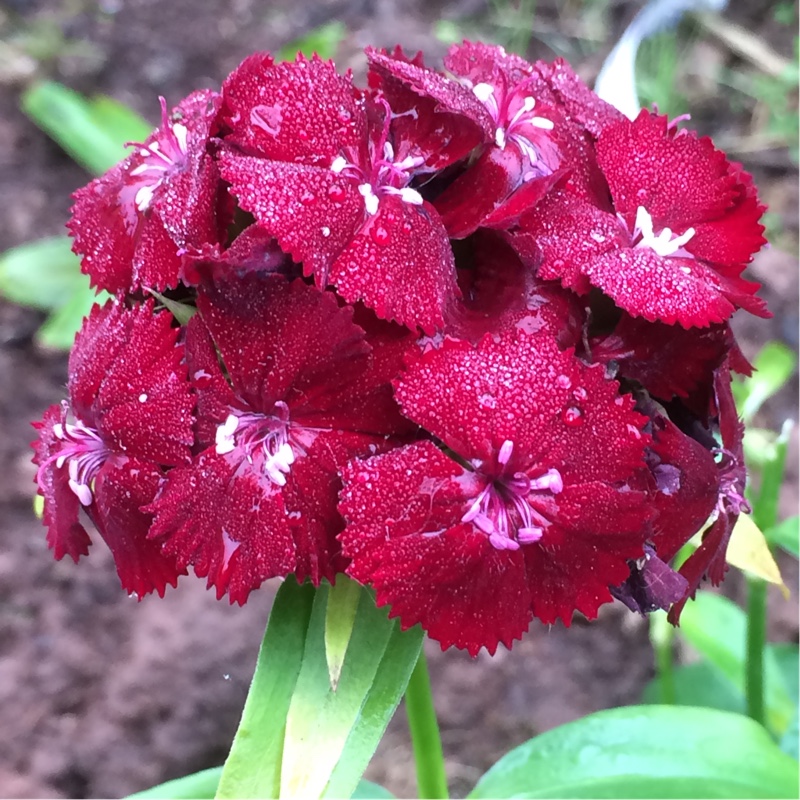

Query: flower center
330;99;424;216
472;80;555;181
125;97;190;214
461;440;563;551
43;419;110;506
215;402;299;487
629;206;696;258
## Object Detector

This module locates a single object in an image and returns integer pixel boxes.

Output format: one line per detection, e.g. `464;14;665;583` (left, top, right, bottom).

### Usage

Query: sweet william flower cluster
34;42;769;655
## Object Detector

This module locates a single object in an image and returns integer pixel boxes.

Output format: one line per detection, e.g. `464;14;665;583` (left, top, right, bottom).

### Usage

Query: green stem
405;650;448;799
650;611;676;704
744;420;790;727
745;577;767;725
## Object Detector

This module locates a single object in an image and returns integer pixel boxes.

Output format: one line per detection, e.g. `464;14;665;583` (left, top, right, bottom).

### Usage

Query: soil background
0;1;797;798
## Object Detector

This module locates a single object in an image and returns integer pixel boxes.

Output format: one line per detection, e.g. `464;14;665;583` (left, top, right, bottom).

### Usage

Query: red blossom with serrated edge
69;91;225;294
217;54;458;333
339;328;652;654
31;300;194;597
439;230;584;349
591;315;736;401
514;111;769;327
370;41;607;238
669;361;749;623
147;275;409;602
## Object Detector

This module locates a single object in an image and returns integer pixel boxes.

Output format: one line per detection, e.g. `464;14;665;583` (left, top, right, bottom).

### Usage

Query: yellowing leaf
727;513;788;596
324;575;361;691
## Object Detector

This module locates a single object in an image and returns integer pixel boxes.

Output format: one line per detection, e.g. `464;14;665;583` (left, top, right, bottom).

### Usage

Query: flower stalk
405;650;449;799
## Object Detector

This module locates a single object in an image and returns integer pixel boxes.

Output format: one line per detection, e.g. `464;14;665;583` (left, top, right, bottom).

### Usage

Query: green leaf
127;767;222;799
22;80;151;175
766;516;800;558
325;574;362;690
277;22;346;61
678;592;794;735
148;290;197;326
36;284;109;350
0;237;84;310
642;661;744;714
753;420;794;533
216;580;316;800
280;584;422;799
734;342;797;423
468;706;799;799
351;780;395;799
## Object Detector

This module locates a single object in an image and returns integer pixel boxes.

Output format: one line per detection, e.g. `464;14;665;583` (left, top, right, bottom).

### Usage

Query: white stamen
134;185;156;212
398;187;424;206
359;183;379;215
383;141;394;161
495;128;507;149
530;116;554;130
331;156;347;173
497;440;514;466
472;83;495;103
215;414;239;455
172;123;188;154
69;480;94;507
53;423;64;439
635;206;696;257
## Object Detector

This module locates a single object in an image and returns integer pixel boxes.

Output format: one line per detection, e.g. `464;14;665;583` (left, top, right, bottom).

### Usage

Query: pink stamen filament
461;440;563;551
215;403;298;487
125;97;189;211
38;418;110;506
472;78;554;175
330;99;424;215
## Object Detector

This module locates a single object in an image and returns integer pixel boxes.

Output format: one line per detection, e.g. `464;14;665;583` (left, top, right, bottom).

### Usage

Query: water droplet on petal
371;225;391;246
328;184;346;203
300;191;317;206
562;406;583;427
337;108;352;123
478;393;497;409
555;374;571;390
572;387;588;402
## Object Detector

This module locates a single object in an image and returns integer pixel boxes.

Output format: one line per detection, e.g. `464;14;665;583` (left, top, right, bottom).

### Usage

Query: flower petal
340;440;530;655
32;403;92;563
147;448;295;604
69;300;194;465
92;456;184;597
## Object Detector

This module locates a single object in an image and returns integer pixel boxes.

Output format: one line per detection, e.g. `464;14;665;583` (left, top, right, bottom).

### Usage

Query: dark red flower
217;53;458;333
147;275;411;602
516;111;769;327
339;328;652;654
669;361;749;623
591;315;736;401
370;42;606;238
439;230;584;349
69;91;225;294
32;300;194;596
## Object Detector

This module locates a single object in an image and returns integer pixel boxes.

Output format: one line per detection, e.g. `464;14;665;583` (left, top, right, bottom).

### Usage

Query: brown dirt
0;1;797;798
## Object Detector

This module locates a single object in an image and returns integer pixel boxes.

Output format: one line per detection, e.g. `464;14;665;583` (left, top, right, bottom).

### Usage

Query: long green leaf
37;283;109;350
734;342;797;423
216;580;316;800
678;592;793;735
128;767;223;799
0;237;84;310
469;706;799;799
323;622;423;799
22;80;151;175
280;584;421;799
